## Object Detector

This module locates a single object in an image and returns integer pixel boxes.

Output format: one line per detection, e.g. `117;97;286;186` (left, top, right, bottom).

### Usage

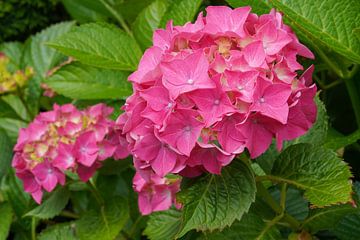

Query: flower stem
31;217;37;240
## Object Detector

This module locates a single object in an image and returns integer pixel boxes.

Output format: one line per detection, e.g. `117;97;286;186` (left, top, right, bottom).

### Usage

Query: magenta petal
151;146;177;177
243;41;266;68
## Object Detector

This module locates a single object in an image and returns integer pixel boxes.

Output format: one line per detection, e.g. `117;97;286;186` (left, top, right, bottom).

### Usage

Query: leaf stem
99;0;133;36
31;217;37;240
87;179;104;206
344;76;360;127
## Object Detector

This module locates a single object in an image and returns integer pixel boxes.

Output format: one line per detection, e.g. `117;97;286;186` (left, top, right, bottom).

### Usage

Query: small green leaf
144;208;182;240
48;23;142;71
0;41;23;71
25;188;70;219
45;62;132;100
302;204;358;233
0;129;13;178
325;129;360;150
76;196;129;240
200;212;281;240
1;94;31;122
61;0;111;23
38;223;78;240
176;160;256;237
133;0;170;50
0;202;13;240
160;0;202;28
334;213;360;240
270;144;352;207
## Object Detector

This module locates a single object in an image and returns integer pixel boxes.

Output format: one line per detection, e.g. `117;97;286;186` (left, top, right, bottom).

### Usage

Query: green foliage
48;23;142;71
38;223;78;240
0;202;13;240
25;188;70;219
159;0;203;27
0;129;13;178
270;144;352;207
45;63;132;100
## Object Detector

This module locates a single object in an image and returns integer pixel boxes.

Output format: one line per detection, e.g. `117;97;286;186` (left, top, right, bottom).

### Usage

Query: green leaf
176;160;256;237
225;0;270;14
1;94;31;122
255;142;278;174
25;187;70;219
0;118;27;142
200;212;281;240
334;213;360;240
0;98;20;119
0;202;13;240
133;0;170;50
270;143;352;207
0;41;23;71
113;0;154;23
75;196;129;240
0;129;13;178
61;0;111;23
325;129;360;150
48;23;142;71
22;21;75;78
144;208;182;240
38;223;78;240
160;0;202;28
45;62;132;100
302;204;358;233
270;0;360;64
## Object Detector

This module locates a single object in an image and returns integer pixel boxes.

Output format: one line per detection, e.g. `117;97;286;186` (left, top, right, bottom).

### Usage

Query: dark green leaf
48;23;142;71
325;129;360;150
225;0;270;14
160;0;202;28
25;188;70;219
334;213;360;240
0;202;13;240
61;0;110;23
176;160;256;237
38;223;78;240
0;41;23;71
0;118;27;142
270;144;352;207
1;94;31;122
0;129;13;178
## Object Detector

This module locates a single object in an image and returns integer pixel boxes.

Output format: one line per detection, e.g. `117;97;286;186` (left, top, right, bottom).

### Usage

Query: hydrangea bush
0;1;359;240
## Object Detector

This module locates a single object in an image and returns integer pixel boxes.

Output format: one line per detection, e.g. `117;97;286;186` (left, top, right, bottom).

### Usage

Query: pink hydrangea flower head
12;103;127;203
119;6;317;215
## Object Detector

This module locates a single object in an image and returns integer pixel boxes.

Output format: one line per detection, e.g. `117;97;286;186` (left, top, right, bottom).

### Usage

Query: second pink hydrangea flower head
120;6;317;215
12;103;129;203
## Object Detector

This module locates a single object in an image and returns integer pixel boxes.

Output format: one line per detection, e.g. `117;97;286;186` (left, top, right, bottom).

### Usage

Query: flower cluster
119;6;317;214
12;103;122;203
0;53;33;94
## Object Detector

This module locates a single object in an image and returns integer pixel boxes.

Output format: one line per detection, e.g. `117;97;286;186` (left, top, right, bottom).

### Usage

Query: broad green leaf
133;0;170;50
325;129;360;150
143;208;182;240
270;0;360;64
48;23;142;71
160;0;202;28
334;213;360;240
270;144;352;207
38;223;78;240
0;98;20;119
200;212;281;240
0;118;27;142
0;202;13;240
61;0;110;23
21;21;75;78
45;62;131;100
0;129;13;178
1;94;31;122
76;196;129;240
25;188;70;219
113;0;154;23
255;142;278;174
176;160;256;237
302;204;358;233
225;0;270;14
0;41;23;71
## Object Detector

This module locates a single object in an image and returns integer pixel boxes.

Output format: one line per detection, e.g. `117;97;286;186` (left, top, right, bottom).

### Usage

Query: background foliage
0;0;360;239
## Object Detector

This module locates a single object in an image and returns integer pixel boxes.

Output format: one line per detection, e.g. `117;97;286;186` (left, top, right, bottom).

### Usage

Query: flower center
184;126;191;132
187;79;194;85
214;99;220;105
259;97;265;103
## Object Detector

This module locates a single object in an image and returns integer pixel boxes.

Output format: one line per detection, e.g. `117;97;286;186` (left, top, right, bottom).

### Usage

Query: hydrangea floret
118;6;317;215
12;103;129;203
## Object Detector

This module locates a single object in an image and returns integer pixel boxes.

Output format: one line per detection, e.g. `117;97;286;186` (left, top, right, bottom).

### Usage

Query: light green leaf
176;160;256;237
325;129;360;150
334;213;360;240
133;0;170;50
225;0;270;14
48;23;142;71
160;0;202;28
61;0;110;23
45;62;131;100
0;41;23;71
25;188;70;219
38;223;78;240
22;21;75;78
200;212;281;240
76;196;129;240
1;94;31;122
302;204;358;233
0;202;13;240
0;129;13;178
270;0;360;64
270;144;352;207
143;208;182;240
0;118;27;142
0;98;20;119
